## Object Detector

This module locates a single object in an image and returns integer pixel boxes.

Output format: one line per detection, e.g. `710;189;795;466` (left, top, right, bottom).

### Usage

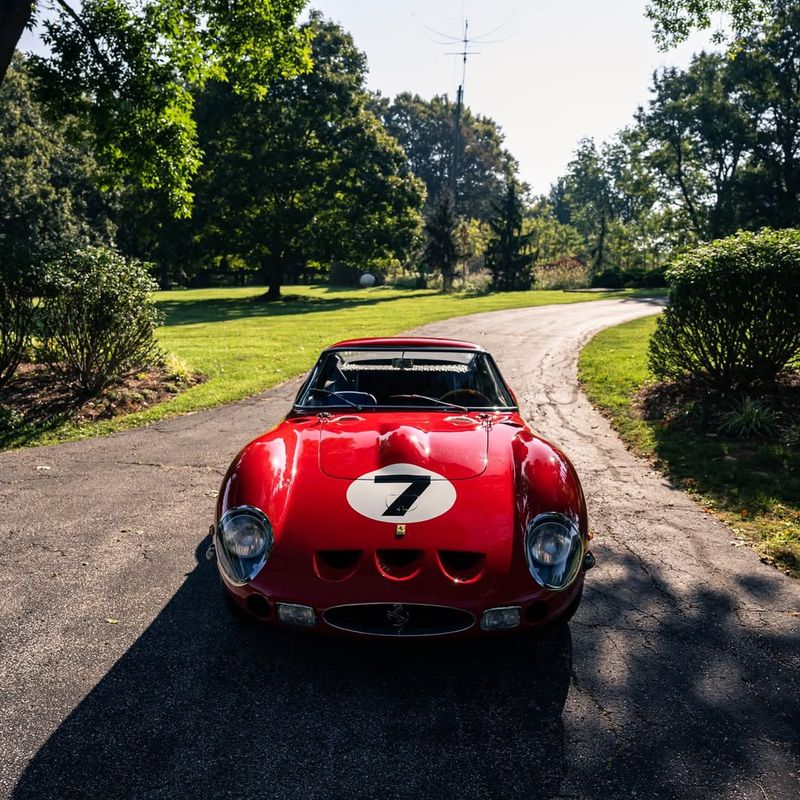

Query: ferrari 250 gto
209;337;594;637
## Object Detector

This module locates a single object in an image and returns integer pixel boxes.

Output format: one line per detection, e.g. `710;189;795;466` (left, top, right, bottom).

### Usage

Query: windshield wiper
307;388;361;409
389;394;468;412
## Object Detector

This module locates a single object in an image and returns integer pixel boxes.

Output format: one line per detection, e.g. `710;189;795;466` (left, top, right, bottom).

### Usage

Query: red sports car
209;337;594;637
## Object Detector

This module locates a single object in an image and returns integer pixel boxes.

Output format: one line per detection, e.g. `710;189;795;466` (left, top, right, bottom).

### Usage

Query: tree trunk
260;254;283;301
0;0;33;86
442;258;453;293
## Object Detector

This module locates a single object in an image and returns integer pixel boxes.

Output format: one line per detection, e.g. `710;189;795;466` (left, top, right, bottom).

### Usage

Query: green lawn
578;315;800;576
6;284;646;449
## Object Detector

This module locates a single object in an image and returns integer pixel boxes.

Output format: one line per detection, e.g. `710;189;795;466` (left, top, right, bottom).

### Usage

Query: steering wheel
439;389;493;407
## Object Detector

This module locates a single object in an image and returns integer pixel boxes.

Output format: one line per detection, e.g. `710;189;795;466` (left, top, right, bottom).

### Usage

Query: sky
20;0;719;195
306;0;719;194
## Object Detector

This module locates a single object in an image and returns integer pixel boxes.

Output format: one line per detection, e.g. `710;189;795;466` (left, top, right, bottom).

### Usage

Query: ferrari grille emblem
395;524;406;539
387;603;410;629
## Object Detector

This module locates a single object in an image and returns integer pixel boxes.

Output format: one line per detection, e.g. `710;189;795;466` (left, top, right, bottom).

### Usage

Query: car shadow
12;537;572;800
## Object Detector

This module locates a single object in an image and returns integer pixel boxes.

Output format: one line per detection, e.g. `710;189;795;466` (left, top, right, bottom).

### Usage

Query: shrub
649;229;800;391
781;420;800;453
590;266;666;289
718;396;780;438
591;268;624;289
0;267;38;389
534;257;589;290
40;247;163;396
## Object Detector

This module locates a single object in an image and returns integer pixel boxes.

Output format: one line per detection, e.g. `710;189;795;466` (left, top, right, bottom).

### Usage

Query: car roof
326;336;486;352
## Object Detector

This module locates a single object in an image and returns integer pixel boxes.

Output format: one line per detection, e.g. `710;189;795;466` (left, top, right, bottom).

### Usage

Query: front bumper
213;547;593;637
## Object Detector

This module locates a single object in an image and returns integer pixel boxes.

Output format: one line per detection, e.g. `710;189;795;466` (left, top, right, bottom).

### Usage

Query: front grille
322;603;475;637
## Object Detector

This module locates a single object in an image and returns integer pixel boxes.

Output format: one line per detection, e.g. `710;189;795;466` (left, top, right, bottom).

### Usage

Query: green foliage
646;0;769;48
580;313;800;576
376;92;516;221
0;54;113;388
485;178;534;291
549;5;800;272
40;247;164;395
649;229;800;390
423;191;461;293
782;420;800;453
533;257;589;290
28;0;311;215
0;266;37;388
591;266;666;289
635;53;752;240
192;15;424;298
0;54;112;274
719;396;781;437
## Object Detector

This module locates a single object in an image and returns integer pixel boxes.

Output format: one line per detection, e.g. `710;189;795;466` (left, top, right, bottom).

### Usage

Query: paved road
1;297;798;800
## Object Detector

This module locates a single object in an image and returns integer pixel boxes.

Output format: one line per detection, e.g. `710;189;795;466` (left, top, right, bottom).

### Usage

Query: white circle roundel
346;463;457;523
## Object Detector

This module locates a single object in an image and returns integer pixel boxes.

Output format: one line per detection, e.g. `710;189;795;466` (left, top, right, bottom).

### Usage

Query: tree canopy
2;0;311;215
0;53;111;277
646;0;770;48
376;92;517;222
189;15;425;298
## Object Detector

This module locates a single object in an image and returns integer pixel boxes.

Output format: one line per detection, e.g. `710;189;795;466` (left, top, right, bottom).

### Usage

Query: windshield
296;349;515;410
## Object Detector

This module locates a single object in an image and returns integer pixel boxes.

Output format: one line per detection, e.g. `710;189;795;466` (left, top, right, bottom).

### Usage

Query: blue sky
20;0;719;195
307;1;718;194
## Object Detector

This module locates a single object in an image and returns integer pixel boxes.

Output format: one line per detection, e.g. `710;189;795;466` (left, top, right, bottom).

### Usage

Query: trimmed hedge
40;247;163;395
591;266;666;289
649;229;800;390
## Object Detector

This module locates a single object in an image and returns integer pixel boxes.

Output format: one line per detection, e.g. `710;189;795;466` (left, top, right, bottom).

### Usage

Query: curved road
0;297;798;800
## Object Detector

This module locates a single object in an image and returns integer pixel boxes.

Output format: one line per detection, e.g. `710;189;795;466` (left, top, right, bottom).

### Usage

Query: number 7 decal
346;463;457;523
375;474;432;516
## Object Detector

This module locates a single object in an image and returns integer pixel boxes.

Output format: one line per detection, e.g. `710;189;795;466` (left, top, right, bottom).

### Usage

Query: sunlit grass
578;316;800;577
6;284;644;449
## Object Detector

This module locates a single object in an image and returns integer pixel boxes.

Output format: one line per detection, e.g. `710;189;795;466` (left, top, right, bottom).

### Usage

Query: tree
0;53;115;387
646;0;770;48
194;16;424;299
557;139;620;274
376;92;517;221
0;53;112;275
634;53;752;240
729;1;800;227
485;179;534;291
4;0;311;215
424;191;461;293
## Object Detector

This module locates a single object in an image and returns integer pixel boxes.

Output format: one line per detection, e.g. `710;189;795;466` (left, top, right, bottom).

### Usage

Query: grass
3;284;651;450
578;315;800;577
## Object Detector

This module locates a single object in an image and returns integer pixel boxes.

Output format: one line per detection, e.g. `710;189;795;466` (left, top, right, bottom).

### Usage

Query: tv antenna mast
415;13;511;210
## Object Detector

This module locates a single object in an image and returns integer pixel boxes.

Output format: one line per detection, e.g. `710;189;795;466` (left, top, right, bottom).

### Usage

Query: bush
590;266;666;289
649;229;800;390
40;247;164;396
0;267;38;389
718;396;780;438
534;257;589;290
591;268;624;289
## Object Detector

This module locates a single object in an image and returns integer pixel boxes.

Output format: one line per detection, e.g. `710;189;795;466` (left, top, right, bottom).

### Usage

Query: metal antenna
446;19;480;203
413;12;512;210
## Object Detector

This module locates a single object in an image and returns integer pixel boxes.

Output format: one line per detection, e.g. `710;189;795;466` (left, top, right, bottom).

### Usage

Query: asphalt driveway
0;296;797;800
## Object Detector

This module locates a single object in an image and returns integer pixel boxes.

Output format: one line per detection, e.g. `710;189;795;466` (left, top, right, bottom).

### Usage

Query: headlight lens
525;512;583;591
216;506;274;585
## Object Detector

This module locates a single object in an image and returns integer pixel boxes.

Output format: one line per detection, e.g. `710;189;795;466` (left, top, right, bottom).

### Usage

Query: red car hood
318;412;489;480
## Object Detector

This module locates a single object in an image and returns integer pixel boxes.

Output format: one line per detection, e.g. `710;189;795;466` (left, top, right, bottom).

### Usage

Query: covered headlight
524;512;583;591
215;506;274;585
